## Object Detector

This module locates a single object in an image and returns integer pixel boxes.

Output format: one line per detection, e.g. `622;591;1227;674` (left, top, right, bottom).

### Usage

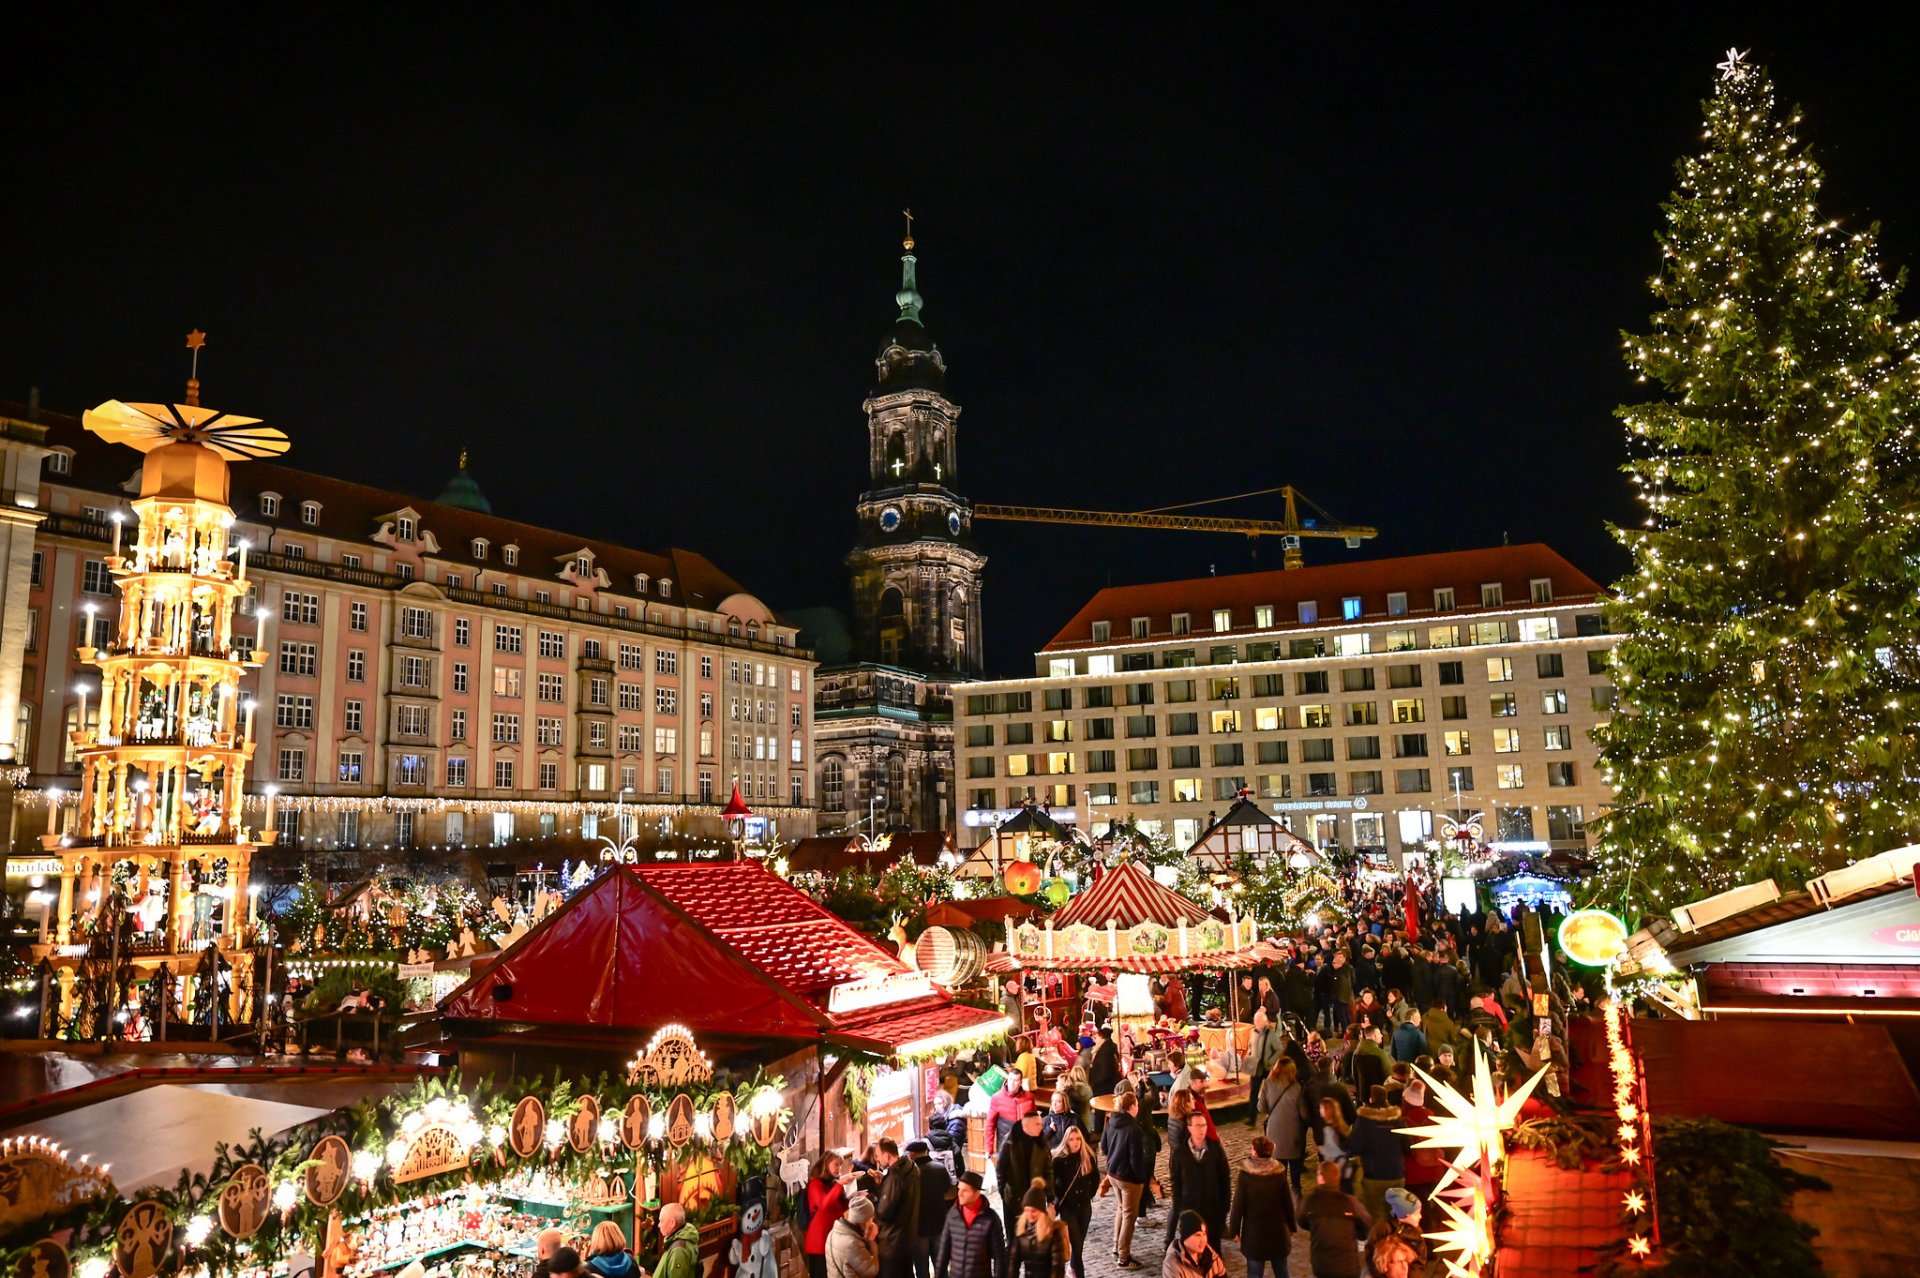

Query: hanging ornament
1003;860;1042;897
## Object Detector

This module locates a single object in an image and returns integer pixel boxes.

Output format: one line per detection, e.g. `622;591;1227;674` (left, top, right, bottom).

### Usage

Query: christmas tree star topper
1716;47;1749;80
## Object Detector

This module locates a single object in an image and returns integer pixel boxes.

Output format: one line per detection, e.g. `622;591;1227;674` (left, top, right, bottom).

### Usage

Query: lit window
1297;601;1318;624
1342;597;1362;621
1386;592;1408;617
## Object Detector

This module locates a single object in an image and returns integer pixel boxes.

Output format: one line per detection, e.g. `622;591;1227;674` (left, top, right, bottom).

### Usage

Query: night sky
6;13;1915;674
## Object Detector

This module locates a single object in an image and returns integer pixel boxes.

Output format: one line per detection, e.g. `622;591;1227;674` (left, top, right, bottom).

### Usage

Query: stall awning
987;949;1264;974
439;862;1003;1054
831;1001;1010;1057
1052;862;1215;931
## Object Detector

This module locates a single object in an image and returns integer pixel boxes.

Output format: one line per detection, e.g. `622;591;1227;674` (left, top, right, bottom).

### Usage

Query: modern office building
952;545;1618;863
1;394;815;864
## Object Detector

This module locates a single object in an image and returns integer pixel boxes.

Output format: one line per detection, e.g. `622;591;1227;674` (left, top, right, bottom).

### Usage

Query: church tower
848;228;986;675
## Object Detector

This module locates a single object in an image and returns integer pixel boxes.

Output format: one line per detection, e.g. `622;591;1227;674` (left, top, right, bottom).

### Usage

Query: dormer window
634;573;650;594
301;501;321;526
1480;582;1503;607
45;449;71;476
260;492;281;517
396;516;416;542
658;578;671;598
503;544;519;567
471;538;488;559
574;555;592;577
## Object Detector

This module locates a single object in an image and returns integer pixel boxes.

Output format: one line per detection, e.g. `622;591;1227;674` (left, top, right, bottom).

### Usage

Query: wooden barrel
914;926;986;988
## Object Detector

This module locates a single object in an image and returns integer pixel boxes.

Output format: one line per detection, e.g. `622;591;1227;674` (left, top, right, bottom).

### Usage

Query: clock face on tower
948;511;962;537
880;506;902;533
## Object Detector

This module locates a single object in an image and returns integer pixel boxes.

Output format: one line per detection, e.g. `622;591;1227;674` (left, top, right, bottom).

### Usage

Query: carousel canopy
994;861;1262;972
438;861;1003;1057
1185;795;1320;870
1054;861;1209;930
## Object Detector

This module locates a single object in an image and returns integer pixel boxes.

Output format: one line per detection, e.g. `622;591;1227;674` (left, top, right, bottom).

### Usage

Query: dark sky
6;13;1915;674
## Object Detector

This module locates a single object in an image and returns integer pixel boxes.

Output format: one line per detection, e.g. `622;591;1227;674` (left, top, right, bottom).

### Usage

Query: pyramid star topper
1716;47;1749;80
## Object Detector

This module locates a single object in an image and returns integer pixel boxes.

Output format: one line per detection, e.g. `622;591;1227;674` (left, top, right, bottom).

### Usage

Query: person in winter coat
935;1172;1005;1278
908;1141;952;1278
1244;1010;1286;1115
1299;1162;1371;1278
1316;1094;1357;1193
989;1073;1038;1154
1098;1092;1152;1268
930;1090;969;1154
1350;1026;1393;1106
1345;1086;1407;1226
1431;955;1463;1019
1390;1011;1429;1064
1050;1126;1098;1278
1161;1211;1225;1278
1257;1058;1310;1195
586;1223;639;1278
1421;1001;1458;1056
1328;952;1355;1029
1395;1082;1446;1202
997;1110;1053;1242
874;1139;923;1278
1059;1066;1095;1133
1007;1181;1070;1278
806;1154;856;1278
828;1197;880;1278
1163;1120;1231;1252
654;1205;704;1278
1363;1189;1429;1278
1087;1026;1122;1100
1225;1136;1297;1278
1041;1088;1081;1149
1285;960;1317;1028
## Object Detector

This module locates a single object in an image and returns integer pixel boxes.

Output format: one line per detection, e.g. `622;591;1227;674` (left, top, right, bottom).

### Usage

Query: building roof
1186;796;1318;868
1663;877;1910;956
7;398;773;622
786;832;953;874
438;861;1003;1055
1042;544;1606;651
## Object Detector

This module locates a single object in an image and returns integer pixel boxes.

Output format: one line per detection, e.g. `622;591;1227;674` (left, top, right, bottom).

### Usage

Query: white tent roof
0;1084;335;1191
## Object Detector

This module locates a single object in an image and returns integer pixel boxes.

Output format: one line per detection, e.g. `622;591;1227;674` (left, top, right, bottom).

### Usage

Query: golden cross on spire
459;447;469;470
185;329;207;406
902;208;915;251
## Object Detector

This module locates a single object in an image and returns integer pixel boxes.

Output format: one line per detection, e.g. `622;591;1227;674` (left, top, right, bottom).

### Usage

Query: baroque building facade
0;391;815;890
808;236;983;835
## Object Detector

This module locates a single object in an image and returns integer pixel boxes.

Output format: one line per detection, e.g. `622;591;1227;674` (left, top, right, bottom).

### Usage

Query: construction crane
971;485;1377;570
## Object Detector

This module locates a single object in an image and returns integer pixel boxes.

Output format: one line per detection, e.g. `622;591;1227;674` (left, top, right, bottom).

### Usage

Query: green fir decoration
1594;55;1920;913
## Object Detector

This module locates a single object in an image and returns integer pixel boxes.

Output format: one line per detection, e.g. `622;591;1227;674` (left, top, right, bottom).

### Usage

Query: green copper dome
436;451;492;514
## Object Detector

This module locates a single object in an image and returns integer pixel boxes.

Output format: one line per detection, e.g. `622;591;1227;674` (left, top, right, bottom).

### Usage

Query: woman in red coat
805;1153;853;1278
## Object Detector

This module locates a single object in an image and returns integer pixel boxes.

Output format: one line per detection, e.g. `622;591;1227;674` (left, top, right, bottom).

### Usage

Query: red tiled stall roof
439;861;1004;1055
1498;1148;1639;1278
1043;544;1605;651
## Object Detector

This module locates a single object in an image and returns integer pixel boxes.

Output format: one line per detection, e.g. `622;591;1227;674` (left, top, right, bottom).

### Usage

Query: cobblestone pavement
1077;1113;1317;1278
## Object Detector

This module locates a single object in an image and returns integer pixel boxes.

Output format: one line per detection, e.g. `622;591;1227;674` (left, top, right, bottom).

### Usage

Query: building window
590;676;610;706
1092;620;1112;641
538;718;562;747
1496;763;1525;789
492;713;520;743
260;493;280;517
1592;686;1619;711
539;762;558;791
451;709;467;739
401;606;430;639
395;753;426;786
1441;695;1468;719
502;545;518;567
1486;657;1514;683
1490;693;1518;717
494;759;515;789
1395;732;1428;758
399;705;427;736
1333;633;1370;658
275;694;314;729
346;649;366;682
349;601;367;632
495;624;523;653
277;747;305;782
1544;725;1572;750
45;450;69;475
344;554;362;568
396;515;416;541
78;560;113;596
1433;587;1455;611
446;757;468;787
1480;583;1503;607
1548;762;1577;787
619;725;643;751
1171;613;1191;635
1446;765;1473;793
539;672;566;702
1444;731;1471;756
302;501;320;525
1537;653;1564;679
455;618;471;646
451;662;468;693
1297;601;1318;624
281;591;319;624
1254;604;1275;628
1530;577;1554;603
539;630;565;659
1131;617;1150;638
1492;727;1521;754
493;667;521;697
1350;770;1383;795
279;642;317;677
1386;592;1408;617
1547;804;1585;841
338;810;360;845
1541;689;1569;715
1341;597;1362;621
401;655;428;689
656;649;678;675
821;758;845;812
471;538;488;558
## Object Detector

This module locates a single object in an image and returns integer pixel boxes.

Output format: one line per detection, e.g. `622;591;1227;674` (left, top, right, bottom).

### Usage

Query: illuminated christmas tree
1596;52;1920;909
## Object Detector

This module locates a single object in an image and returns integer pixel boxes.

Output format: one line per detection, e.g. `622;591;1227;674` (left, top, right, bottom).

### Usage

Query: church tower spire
847;224;986;676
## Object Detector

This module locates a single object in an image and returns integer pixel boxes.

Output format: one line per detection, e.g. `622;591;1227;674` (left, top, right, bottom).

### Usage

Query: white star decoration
1395;1057;1551;1273
1716;47;1749;80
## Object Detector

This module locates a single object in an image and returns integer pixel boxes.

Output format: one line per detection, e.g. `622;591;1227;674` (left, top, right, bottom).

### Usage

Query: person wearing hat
935;1171;1004;1278
1362;1188;1429;1278
907;1141;951;1278
1161;1210;1225;1278
1007;1179;1069;1278
828;1195;880;1278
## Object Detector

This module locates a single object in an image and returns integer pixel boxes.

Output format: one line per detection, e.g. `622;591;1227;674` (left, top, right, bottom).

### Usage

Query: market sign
826;970;933;1016
1558;909;1630;967
391;1122;471;1184
5;858;62;878
1868;925;1920;948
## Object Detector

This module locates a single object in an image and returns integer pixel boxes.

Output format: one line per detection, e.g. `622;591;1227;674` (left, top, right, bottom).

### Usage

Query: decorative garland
0;1065;791;1277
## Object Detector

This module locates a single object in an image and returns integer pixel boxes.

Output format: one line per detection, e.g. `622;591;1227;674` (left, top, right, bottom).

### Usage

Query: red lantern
1004;860;1043;896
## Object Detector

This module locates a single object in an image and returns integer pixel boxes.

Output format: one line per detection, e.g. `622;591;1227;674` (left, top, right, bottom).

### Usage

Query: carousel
989;860;1274;1110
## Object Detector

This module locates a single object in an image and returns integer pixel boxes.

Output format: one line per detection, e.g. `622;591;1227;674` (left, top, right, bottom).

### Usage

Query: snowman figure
728;1180;778;1278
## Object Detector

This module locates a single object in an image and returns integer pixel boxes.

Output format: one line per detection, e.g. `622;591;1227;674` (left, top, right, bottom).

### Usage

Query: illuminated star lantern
1716;47;1749;80
1401;1056;1550;1174
1424;1185;1496;1277
1623;1190;1647;1215
1628;1235;1653;1259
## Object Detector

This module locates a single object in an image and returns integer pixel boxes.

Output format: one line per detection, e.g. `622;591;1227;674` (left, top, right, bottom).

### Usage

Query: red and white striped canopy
1053;861;1213;930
